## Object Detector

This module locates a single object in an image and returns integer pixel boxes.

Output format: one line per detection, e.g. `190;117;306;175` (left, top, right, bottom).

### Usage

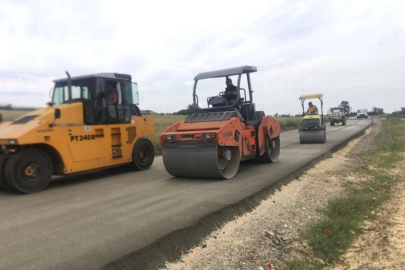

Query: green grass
281;118;405;269
375;118;405;167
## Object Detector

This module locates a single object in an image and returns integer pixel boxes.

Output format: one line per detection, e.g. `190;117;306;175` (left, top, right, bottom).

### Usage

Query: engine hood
0;103;83;141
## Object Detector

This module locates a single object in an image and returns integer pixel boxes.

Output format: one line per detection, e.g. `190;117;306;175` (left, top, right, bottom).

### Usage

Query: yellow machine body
0;102;154;174
0;72;155;193
298;93;326;144
302;114;321;121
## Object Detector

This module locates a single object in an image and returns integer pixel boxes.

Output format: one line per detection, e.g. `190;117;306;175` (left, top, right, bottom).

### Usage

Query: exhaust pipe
66;71;72;101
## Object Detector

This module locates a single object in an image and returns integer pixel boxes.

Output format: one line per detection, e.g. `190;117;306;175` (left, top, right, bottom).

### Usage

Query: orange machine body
160;114;281;161
160;66;282;179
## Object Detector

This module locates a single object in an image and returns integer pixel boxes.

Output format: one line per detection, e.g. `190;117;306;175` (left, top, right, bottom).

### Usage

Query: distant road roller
0;72;155;193
160;66;281;179
298;93;326;144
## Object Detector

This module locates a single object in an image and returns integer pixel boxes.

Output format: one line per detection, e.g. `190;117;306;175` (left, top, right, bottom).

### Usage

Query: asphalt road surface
0;119;372;270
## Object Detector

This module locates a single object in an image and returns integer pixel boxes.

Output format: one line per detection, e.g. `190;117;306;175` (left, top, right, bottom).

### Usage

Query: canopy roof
194;66;257;80
299;93;323;100
54;73;131;83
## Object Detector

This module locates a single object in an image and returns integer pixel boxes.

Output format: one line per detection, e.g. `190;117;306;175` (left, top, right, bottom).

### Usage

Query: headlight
165;135;174;141
9;139;17;145
203;133;216;139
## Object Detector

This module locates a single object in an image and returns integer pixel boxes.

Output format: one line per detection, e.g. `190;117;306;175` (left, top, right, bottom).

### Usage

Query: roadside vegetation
146;115;304;155
145;115;185;155
0;109;34;122
1;109;304;156
281;118;405;269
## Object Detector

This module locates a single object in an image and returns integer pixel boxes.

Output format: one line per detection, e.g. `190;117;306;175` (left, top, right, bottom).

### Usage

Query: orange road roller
160;66;281;179
0;72;155;193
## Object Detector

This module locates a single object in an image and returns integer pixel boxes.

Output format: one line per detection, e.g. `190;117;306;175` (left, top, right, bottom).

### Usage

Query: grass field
0;110;303;155
281;118;405;269
145;115;303;154
144;115;185;155
0;109;33;122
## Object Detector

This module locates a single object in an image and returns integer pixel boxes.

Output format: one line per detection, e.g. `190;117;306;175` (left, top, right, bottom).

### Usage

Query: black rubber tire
330;121;335;126
257;136;280;163
5;149;53;194
342;119;346;126
132;138;155;170
0;153;10;190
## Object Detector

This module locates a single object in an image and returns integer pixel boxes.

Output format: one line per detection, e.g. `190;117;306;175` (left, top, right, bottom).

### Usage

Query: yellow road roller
0;72;155;193
298;93;326;144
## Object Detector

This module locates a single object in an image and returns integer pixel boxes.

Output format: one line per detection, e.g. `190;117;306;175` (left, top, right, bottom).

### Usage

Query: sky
0;0;404;114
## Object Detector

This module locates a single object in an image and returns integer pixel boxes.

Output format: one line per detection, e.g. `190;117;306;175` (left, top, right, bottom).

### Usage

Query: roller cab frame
160;66;282;179
330;107;346;126
298;93;326;144
0;72;155;194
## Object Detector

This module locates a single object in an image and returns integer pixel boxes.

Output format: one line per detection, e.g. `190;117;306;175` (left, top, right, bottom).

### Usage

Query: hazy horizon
1;0;404;114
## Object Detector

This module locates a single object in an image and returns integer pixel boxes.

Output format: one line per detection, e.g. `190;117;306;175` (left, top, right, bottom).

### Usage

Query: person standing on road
307;102;319;114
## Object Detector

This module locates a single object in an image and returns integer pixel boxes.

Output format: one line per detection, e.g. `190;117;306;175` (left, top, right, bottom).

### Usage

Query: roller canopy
299;93;324;100
54;73;131;82
194;66;257;80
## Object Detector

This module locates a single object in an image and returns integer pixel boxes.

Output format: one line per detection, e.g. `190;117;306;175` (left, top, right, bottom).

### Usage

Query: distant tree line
169;102;387;117
368;107;384;115
0;104;13;110
174;104;198;115
0;104;38;111
392;107;405;117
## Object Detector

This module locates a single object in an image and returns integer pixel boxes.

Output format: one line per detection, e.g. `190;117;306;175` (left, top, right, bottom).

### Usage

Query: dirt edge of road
102;121;373;270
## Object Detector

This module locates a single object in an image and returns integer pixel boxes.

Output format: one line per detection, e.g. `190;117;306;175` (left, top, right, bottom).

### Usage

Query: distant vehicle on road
357;109;368;119
330;107;346;126
298;93;326;144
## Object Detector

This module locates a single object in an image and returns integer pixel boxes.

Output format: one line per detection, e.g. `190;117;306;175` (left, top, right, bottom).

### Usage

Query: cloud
0;0;404;113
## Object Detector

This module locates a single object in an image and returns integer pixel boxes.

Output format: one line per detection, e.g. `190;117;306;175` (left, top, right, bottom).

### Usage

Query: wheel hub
24;163;40;179
218;147;232;171
222;150;232;161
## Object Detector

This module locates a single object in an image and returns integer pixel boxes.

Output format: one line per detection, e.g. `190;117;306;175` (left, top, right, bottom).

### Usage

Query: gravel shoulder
162;121;380;270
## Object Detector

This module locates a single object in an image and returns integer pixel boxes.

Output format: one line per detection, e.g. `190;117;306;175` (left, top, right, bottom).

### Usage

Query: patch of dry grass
276;117;302;130
0;110;32;122
145;115;185;155
0;110;302;155
146;115;303;155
